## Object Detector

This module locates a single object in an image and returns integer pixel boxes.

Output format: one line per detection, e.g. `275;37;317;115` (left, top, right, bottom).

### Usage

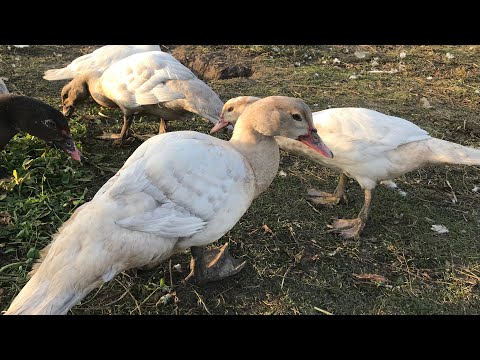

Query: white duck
4;96;333;315
60;51;224;144
219;96;480;239
43;45;161;80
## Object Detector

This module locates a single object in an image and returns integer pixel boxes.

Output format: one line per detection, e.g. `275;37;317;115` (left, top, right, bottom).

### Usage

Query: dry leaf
368;69;398;74
311;254;321;261
421;271;431;280
294;250;304;263
0;211;12;226
352;273;387;284
465;278;478;286
262;224;274;235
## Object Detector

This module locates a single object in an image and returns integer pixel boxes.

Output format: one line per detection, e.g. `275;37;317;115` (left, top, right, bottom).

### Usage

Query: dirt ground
0;45;479;314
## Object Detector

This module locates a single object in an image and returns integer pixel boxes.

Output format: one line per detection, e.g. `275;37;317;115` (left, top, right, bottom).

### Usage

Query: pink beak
299;128;333;158
69;143;83;161
210;117;230;134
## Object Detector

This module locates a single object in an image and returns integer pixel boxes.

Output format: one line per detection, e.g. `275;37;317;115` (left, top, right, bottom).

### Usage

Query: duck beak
62;106;74;118
68;144;83;161
298;128;333;158
210;118;231;134
54;138;83;162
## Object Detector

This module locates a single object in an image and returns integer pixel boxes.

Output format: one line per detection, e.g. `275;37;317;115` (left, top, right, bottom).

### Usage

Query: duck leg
329;188;375;239
130;117;168;142
158;118;168;134
97;114;135;145
307;173;348;206
184;244;246;285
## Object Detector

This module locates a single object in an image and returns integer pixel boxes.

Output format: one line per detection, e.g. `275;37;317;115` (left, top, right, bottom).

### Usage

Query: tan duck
60;51;224;144
217;96;480;239
4;96;332;315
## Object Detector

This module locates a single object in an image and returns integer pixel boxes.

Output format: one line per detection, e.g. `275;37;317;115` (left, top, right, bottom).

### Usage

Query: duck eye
227;106;234;113
44;119;56;129
292;113;302;121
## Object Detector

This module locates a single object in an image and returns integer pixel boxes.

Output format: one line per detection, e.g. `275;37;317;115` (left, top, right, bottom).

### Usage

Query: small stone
173;263;182;272
431;224;449;234
354;50;369;59
420;97;432;108
158;293;173;305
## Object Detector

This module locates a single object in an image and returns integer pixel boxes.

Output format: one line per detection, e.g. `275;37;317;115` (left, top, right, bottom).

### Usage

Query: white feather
43;45;161;80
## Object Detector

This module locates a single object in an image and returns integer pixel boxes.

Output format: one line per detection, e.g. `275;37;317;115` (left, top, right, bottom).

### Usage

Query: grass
0;45;479;315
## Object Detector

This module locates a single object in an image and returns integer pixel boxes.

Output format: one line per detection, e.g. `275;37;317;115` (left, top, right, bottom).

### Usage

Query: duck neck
83;72;118;109
230;121;280;198
0;97;17;150
81;72;101;96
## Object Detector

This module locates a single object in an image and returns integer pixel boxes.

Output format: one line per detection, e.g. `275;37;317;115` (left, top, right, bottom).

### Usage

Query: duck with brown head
59;51;224;145
0;94;83;161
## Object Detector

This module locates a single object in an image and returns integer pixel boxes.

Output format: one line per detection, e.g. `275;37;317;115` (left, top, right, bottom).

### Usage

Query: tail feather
428;138;480;166
4;268;95;315
43;67;75;81
4;276;74;315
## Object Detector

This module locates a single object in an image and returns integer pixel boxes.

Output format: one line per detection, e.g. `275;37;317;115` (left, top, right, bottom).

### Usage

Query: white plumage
5;96;323;315
5;132;255;315
221;97;480;239
279;108;480;189
0;78;8;94
99;51;197;108
61;51;224;141
43;45;161;81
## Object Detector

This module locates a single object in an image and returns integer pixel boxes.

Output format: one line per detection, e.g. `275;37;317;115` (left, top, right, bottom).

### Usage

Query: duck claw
184;243;246;286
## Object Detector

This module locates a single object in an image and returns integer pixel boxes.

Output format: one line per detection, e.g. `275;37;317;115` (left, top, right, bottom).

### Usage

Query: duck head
61;77;89;117
8;95;83;161
211;95;333;158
